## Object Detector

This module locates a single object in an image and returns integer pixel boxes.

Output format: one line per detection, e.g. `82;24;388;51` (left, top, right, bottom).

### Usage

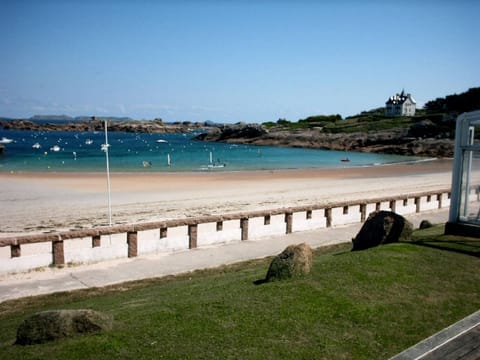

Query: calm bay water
0;129;423;172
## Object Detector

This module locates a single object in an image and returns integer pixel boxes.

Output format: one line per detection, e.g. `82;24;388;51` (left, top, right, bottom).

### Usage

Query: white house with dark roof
385;90;416;116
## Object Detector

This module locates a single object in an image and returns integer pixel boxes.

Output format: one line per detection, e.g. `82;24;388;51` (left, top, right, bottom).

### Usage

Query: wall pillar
360;204;367;222
92;235;101;248
11;244;21;258
52;240;65;266
127;231;138;258
437;193;443;209
264;215;271;225
325;208;332;228
160;227;168;238
389;200;396;213
188;224;198;249
285;212;293;234
415;197;421;213
240;218;249;241
306;210;312;219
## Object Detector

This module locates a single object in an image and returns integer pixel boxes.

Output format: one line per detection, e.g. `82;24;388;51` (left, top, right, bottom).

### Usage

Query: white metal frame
449;110;480;223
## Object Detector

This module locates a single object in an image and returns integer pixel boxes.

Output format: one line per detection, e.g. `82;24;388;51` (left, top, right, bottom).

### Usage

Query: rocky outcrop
195;123;267;141
264;243;313;282
194;125;454;157
16;309;113;345
0;119;208;134
352;211;413;251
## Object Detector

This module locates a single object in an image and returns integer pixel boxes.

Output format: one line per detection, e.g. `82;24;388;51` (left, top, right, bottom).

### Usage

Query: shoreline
0;159;454;235
0;157;453;178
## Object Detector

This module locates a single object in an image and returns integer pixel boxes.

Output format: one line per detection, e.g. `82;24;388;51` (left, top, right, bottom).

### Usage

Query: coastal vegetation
0;226;479;359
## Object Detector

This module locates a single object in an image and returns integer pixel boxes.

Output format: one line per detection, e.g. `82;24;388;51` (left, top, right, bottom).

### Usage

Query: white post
104;120;113;227
449;113;466;223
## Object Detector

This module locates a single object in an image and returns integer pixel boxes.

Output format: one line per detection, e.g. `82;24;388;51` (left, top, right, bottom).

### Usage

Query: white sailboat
207;151;225;169
167;153;171;166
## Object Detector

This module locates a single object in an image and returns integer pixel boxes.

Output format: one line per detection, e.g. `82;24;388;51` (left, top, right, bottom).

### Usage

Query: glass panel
459;149;480;224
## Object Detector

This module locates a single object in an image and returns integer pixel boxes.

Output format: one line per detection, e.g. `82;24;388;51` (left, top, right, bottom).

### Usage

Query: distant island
29;115;135;122
1;87;479;158
0;117;213;134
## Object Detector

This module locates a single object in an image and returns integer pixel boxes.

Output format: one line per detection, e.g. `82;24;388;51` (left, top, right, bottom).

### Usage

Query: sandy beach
0;159;454;235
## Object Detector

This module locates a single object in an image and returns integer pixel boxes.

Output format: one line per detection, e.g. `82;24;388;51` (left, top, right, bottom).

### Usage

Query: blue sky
1;0;479;123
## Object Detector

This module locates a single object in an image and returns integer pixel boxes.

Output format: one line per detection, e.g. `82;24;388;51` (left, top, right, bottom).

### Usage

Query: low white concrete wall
0;189;455;275
331;205;362;226
395;198;417;215
197;220;241;247
249;215;286;240
292;210;326;232
0;242;51;274
138;228;189;255
65;234;127;264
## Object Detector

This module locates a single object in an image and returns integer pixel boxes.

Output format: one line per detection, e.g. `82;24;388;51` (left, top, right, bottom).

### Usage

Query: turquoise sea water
0;129;424;172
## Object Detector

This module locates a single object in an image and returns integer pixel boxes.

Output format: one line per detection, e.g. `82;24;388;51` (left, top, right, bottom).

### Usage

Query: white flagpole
104;120;113;227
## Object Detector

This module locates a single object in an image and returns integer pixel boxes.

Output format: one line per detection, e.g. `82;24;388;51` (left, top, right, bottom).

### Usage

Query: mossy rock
352;211;413;251
16;309;113;345
265;243;313;282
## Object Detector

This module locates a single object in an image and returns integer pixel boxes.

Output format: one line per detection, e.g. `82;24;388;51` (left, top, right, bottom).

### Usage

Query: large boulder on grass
265;243;313;282
16;309;113;345
352;211;413;251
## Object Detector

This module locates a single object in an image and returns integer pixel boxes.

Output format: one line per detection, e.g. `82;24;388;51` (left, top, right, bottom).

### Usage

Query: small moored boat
0;137;13;144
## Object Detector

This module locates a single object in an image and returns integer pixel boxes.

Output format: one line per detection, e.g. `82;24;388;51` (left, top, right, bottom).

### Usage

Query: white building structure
385;90;416;116
446;110;480;237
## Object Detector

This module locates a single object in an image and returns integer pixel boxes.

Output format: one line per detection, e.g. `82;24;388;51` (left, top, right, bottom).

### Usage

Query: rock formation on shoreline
0;118;209;134
194;122;454;157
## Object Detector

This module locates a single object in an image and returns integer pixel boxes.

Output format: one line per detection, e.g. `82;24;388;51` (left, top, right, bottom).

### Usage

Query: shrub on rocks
265;243;313;282
352;211;413;251
16;309;113;345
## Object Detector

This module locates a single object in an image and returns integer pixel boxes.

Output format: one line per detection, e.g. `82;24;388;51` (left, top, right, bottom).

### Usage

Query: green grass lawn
0;226;479;359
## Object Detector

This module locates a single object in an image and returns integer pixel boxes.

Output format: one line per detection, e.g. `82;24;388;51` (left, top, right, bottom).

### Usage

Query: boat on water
32;142;41;149
50;145;61;152
156;139;168;143
0;137;13;144
341;157;350;162
85;139;93;145
201;151;226;170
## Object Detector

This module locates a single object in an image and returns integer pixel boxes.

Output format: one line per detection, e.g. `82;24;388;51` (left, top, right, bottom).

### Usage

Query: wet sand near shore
0;159;454;235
